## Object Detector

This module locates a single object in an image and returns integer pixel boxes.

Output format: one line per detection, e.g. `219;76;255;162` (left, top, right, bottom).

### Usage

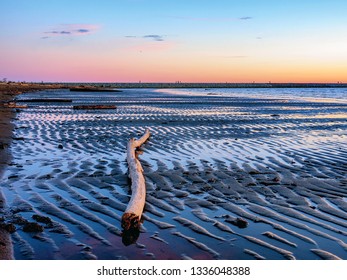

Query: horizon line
2;81;347;85
3;81;347;89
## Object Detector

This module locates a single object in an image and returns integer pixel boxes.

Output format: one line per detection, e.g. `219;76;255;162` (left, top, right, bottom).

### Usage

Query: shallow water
1;88;347;259
158;87;347;102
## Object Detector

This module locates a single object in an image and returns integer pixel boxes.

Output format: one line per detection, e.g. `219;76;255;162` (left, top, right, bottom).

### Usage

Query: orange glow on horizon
2;44;346;83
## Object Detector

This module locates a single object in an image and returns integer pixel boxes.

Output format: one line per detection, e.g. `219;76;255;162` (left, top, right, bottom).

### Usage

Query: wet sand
0;83;28;259
1;82;69;173
0;82;66;259
1;87;346;260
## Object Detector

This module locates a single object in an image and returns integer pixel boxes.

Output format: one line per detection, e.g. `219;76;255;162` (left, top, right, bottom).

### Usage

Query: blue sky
1;0;347;82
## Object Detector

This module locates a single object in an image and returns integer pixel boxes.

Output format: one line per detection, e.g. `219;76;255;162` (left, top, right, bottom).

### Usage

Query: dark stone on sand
225;217;249;228
32;214;53;224
12;215;29;225
0;222;16;233
23;222;44;233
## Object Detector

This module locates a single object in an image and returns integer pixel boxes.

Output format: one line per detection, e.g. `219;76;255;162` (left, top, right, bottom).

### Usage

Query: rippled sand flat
1;88;346;259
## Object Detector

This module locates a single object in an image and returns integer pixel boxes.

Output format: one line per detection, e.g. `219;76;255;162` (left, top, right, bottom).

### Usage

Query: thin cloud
77;29;90;33
42;24;100;39
125;34;165;41
143;35;164;41
122;35;176;52
239;16;253;20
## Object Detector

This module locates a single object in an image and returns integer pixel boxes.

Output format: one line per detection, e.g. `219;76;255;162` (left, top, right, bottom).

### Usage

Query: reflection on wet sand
1;88;346;260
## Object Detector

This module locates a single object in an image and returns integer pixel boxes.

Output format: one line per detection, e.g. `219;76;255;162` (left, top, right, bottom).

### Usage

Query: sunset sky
1;0;347;83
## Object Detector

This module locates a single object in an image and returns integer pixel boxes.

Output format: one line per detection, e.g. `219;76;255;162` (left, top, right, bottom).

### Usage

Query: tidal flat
1;87;347;260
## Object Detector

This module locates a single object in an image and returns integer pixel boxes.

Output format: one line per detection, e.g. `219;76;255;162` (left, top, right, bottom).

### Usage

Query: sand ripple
1;88;346;259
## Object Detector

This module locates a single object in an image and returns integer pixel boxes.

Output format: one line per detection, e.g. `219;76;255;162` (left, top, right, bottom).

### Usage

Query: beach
0;83;67;259
1;83;34;259
0;86;346;260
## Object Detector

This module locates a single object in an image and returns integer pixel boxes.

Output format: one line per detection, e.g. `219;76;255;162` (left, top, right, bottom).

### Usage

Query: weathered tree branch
121;129;150;231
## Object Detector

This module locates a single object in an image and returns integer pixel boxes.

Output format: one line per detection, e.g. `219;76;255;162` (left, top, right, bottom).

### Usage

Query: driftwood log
73;105;117;110
121;129;150;231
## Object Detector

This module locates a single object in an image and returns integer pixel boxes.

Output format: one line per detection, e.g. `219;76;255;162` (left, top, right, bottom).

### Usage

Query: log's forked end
121;212;141;231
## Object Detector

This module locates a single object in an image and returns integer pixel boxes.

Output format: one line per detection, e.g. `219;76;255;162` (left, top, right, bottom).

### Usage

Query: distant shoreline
94;82;347;89
2;81;347;89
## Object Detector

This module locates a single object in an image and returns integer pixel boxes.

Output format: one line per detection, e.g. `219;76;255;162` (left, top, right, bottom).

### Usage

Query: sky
1;0;347;83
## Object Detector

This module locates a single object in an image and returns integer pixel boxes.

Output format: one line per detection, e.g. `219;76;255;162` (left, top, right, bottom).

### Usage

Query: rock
32;214;53;224
23;222;44;233
225;217;249;228
12;215;29;225
234;217;249;228
0;222;16;233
